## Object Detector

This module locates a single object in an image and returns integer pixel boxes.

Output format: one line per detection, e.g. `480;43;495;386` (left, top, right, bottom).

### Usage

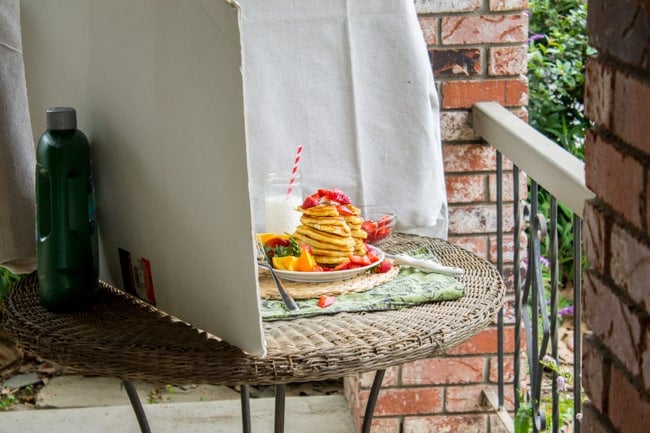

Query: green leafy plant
0;267;22;303
0;387;17;411
528;0;595;286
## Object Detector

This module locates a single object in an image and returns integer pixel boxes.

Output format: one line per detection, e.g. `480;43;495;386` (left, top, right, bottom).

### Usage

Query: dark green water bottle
35;107;99;311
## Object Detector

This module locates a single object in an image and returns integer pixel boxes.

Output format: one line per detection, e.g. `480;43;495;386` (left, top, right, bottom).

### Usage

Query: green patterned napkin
260;248;465;321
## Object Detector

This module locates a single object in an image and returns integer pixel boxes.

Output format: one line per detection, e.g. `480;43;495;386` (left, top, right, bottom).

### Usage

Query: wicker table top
3;234;504;386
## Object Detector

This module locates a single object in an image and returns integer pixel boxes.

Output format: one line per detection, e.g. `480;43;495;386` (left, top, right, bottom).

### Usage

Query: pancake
312;255;350;265
300;216;351;236
351;229;368;240
300;215;348;227
293;229;355;251
295;225;353;245
300;204;340;217
308;245;354;257
343;215;364;226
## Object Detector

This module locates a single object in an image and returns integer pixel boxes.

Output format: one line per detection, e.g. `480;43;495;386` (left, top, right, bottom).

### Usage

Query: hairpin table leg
275;383;287;433
241;384;252;433
361;369;386;433
123;380;152;433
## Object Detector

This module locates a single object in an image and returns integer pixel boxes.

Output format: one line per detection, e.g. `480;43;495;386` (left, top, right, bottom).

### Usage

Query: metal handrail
473;102;594;217
472;102;591;433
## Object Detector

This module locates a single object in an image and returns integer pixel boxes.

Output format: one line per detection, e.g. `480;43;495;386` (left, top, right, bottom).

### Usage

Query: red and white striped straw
287;145;303;198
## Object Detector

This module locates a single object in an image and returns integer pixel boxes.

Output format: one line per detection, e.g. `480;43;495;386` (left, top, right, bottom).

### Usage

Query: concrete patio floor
1;395;355;433
0;375;355;433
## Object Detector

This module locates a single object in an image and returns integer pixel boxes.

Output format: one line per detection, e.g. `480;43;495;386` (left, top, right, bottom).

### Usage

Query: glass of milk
264;172;303;234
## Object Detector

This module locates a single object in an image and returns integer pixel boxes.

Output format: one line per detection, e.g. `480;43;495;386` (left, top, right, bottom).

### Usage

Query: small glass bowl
358;205;397;245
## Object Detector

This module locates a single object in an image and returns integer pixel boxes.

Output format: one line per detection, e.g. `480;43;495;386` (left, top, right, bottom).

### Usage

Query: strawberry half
325;188;351;205
301;193;321;209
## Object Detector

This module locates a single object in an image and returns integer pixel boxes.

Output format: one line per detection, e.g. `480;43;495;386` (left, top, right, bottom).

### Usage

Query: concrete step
35;375;240;408
1;395;356;433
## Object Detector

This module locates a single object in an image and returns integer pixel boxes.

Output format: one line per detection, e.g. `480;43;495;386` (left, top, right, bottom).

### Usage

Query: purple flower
557;376;568;392
559;305;575;318
542;355;557;367
539;256;550;267
528;33;545;44
576;413;583;421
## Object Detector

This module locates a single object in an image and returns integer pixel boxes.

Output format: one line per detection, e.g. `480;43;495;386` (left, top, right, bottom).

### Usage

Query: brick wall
582;0;650;432
345;1;529;431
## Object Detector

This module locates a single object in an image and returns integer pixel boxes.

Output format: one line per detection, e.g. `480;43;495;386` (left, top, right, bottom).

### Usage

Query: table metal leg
123;380;152;433
240;384;252;433
274;383;287;433
361;369;386;433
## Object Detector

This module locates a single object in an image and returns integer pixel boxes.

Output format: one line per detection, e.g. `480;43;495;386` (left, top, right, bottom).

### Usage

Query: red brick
488;354;517;384
588;0;650;70
582;402;615;433
441;78;528;109
431;48;481;77
445;385;491;412
403;414;487;433
447;326;516;355
608;363;650;433
641;330;650;393
441;14;527;45
443;143;497;173
609;223;650;313
449;235;489;259
401;357;485;385
583;271;643;377
490;413;516;433
359;417;401;433
582;333;610;414
584;58;614;130
584;130;644;229
440;110;478;141
488;169;527;202
418;16;438;45
446;174;487;203
614;70;650;156
488;233;518;264
358;367;399;388
489;0;528;11
415;0;481;14
448;203;515;235
583;201;609;275
360;387;443;416
488;45;528;76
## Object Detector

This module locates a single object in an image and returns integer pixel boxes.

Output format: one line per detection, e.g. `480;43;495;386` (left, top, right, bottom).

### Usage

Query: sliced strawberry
326;188;351;205
265;237;290;248
367;249;381;263
317;295;336;308
361;220;378;234
301;193;320;209
332;260;351;271
375;260;393;273
350;255;371;266
312;265;324;272
336;204;355;216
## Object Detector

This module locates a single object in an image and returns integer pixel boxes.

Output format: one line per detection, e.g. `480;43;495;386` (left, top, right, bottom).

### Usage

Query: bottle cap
46;107;77;130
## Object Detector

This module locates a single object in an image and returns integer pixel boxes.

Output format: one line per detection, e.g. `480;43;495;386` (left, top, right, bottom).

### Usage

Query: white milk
265;194;302;234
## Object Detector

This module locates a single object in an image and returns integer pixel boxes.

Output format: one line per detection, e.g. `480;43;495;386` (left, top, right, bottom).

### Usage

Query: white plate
270;246;384;282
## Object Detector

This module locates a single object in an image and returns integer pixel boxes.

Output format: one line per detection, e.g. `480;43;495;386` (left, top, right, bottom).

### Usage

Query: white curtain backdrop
0;0;36;274
240;0;448;238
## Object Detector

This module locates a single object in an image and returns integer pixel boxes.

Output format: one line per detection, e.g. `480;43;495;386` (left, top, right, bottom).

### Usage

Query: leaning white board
21;0;266;356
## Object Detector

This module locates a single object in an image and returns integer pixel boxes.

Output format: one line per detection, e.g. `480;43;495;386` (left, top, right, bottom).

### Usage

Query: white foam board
21;0;265;356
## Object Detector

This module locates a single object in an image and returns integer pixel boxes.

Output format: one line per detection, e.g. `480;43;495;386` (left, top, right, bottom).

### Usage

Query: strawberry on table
317;295;336;308
374;260;393;273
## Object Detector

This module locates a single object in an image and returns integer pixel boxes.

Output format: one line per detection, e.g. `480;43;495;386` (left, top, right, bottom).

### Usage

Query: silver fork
255;240;299;311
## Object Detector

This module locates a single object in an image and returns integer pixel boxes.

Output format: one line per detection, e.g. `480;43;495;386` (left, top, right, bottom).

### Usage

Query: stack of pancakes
292;204;368;266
